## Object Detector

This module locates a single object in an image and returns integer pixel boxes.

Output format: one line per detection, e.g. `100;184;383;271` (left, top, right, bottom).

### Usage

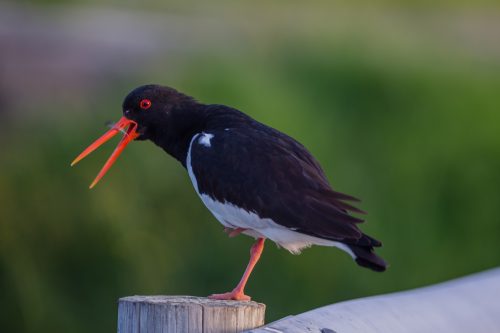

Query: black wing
190;125;371;244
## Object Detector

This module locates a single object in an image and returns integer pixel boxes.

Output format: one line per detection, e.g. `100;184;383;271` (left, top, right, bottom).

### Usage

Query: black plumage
74;84;387;300
188;105;386;271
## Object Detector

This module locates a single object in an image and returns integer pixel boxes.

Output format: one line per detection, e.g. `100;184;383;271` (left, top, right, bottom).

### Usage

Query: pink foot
208;290;251;301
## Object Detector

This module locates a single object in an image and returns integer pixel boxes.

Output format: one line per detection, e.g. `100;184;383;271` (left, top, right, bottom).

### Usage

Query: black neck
150;103;207;167
150;103;257;167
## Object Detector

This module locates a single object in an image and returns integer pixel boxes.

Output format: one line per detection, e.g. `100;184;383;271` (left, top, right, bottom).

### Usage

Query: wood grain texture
117;296;265;333
245;267;500;333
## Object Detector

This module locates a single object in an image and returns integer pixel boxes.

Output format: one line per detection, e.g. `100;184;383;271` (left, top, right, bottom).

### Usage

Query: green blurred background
1;0;499;332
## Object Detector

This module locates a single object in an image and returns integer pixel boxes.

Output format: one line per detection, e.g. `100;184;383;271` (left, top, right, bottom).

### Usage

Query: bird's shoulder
200;104;327;179
192;106;327;191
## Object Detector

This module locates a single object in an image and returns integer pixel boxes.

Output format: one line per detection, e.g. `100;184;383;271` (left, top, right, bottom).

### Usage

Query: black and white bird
72;84;387;301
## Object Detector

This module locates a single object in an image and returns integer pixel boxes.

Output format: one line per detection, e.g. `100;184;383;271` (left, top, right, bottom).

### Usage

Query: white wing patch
198;133;214;147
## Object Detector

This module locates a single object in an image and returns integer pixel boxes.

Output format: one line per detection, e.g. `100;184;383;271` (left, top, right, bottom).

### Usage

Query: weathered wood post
117;296;265;333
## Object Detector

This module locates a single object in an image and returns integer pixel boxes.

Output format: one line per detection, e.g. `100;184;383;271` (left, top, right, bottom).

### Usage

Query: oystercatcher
72;84;387;301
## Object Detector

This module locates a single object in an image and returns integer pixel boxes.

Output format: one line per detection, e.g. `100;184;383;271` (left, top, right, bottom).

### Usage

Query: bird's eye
139;99;152;110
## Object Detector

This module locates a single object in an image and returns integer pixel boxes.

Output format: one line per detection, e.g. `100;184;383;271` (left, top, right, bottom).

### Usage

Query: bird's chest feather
186;132;264;230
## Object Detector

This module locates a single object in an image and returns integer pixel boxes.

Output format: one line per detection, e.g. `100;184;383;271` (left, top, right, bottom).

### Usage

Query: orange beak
71;116;140;189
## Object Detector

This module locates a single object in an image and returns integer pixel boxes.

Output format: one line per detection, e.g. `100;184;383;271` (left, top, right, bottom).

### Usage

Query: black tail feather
348;243;387;272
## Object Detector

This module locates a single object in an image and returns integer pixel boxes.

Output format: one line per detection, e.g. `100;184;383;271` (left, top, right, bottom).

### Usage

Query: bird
72;84;387;301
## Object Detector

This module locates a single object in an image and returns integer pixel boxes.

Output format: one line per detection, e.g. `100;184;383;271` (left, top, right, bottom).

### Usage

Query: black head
121;84;199;141
72;84;206;188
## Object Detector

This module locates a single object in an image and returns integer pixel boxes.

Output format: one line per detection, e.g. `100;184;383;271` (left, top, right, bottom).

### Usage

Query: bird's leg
223;227;248;238
209;238;265;301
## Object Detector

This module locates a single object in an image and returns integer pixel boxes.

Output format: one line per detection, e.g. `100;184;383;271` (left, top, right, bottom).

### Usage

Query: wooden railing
117;267;500;333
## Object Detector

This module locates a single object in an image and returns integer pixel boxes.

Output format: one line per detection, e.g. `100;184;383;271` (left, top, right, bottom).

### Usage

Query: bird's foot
223;227;247;238
208;289;251;301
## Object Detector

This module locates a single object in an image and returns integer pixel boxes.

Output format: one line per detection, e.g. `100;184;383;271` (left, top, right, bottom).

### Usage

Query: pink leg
224;227;248;238
209;238;265;301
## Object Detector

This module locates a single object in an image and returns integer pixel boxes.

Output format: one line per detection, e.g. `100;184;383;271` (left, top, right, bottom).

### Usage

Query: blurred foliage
11;0;500;9
1;1;500;332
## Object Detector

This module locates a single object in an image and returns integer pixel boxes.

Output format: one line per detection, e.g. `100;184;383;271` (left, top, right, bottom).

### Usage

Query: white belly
199;193;355;255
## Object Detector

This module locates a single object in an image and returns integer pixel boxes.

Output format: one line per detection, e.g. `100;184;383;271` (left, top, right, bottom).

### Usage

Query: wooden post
117;296;265;333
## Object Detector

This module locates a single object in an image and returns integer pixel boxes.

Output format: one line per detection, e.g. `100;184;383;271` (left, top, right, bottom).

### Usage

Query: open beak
71;116;140;189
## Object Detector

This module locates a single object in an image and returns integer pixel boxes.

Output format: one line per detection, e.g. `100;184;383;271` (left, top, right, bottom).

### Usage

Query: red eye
139;99;151;110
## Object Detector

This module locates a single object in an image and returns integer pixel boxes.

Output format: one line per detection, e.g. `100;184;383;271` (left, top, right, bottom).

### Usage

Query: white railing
246;267;500;333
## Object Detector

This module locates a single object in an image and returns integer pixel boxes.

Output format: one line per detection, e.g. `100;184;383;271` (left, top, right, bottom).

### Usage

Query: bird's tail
346;235;388;272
